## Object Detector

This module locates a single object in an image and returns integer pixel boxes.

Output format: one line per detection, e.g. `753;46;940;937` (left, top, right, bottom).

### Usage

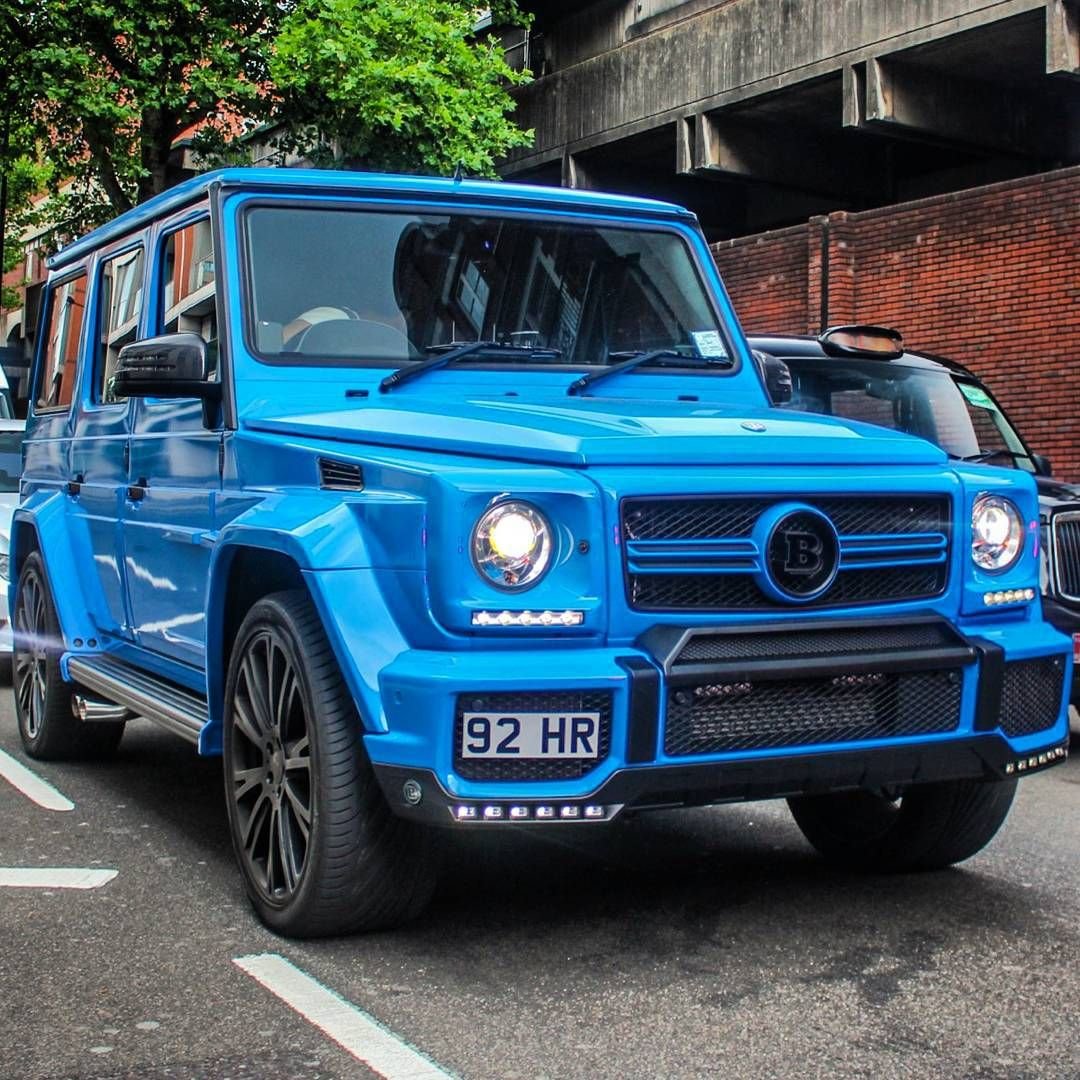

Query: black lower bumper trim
372;734;1069;826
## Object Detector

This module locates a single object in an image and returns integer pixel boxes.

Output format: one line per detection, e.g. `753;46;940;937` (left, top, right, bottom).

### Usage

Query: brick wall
711;166;1080;480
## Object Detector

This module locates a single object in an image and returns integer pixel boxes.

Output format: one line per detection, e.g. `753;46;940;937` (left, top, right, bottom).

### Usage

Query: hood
245;396;948;468
1037;474;1080;509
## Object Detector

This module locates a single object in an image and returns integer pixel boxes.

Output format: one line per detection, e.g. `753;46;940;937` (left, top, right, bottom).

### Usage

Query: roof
49;167;696;271
746;334;977;378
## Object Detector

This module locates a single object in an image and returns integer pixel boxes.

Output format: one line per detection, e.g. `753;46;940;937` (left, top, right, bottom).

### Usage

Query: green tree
269;0;533;177
2;0;533;255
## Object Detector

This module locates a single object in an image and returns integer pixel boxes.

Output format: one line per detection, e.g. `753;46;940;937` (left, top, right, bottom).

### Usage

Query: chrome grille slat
1051;510;1080;603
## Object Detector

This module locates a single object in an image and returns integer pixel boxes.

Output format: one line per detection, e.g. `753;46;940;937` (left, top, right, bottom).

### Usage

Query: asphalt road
1;691;1078;1080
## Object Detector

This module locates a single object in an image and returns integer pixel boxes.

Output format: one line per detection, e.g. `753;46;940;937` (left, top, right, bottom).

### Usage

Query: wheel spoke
241;649;272;737
231;765;265;801
274;803;299;894
232;694;263;750
282;778;311;839
273;662;297;744
241;789;272;854
283;732;309;772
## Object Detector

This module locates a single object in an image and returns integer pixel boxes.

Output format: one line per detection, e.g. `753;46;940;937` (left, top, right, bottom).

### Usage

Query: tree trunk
137;106;172;205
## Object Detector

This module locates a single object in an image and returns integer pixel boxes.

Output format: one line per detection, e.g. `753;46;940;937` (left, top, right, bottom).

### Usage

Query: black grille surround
999;658;1065;738
622;494;950;612
453;691;612;781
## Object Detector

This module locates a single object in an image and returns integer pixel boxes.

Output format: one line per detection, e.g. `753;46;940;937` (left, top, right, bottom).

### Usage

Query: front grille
623;494;949;611
1052;511;1080;602
1000;658;1064;738
453;691;612;781
673;622;957;664
664;669;963;756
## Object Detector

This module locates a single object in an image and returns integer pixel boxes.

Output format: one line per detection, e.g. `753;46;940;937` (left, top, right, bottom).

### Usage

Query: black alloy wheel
787;776;1018;872
223;590;436;937
14;551;124;759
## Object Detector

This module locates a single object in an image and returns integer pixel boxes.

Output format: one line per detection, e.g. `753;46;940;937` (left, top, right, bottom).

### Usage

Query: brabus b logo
782;530;824;576
763;508;840;601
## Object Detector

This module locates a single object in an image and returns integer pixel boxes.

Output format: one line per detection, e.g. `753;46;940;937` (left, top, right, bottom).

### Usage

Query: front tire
788;778;1017;872
223;589;436;937
14;552;124;760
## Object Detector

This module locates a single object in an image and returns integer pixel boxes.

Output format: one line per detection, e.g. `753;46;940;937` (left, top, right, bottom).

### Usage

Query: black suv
750;327;1080;707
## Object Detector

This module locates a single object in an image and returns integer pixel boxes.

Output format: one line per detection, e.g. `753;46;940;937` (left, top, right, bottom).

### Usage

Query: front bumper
374;734;1070;826
365;614;1072;820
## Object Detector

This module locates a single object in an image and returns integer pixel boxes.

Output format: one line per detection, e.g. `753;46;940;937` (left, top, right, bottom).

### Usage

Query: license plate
460;712;601;759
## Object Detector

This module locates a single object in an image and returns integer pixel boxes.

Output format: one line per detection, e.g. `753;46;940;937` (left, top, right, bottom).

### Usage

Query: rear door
68;241;145;640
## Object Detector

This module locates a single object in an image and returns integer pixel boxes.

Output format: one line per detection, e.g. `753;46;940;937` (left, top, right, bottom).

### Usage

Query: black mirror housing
753;351;793;405
1032;453;1053;477
113;333;220;400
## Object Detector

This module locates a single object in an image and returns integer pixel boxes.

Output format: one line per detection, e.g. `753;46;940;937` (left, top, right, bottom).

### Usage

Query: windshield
0;430;24;492
778;357;1033;471
244;206;729;368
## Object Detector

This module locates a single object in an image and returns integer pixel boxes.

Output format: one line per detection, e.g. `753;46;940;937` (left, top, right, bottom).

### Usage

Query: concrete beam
1047;0;1080;76
678;111;879;199
561;151;595;189
843;55;1063;157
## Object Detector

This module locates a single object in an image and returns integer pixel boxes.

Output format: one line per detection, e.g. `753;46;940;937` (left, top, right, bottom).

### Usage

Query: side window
97;248;144;403
36;273;88;411
162;219;216;347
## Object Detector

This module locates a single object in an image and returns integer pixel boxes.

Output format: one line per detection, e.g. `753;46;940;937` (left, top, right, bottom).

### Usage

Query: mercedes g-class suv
14;170;1071;937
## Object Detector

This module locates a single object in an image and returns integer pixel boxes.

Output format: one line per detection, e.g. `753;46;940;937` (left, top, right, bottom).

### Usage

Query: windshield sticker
691;330;728;358
958;382;999;411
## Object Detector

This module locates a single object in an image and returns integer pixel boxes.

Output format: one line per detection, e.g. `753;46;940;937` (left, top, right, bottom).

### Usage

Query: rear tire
787;777;1017;872
223;589;437;937
14;552;124;760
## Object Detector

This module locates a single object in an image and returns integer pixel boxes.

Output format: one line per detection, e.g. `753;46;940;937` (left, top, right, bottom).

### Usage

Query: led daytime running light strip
1004;745;1067;774
983;588;1036;606
472;609;585;627
454;803;609;821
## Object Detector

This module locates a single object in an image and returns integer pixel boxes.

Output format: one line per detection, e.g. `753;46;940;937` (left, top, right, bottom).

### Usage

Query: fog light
401;779;423;806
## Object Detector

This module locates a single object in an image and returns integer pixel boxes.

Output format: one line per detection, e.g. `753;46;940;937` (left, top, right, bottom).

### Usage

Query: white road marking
0;748;74;811
0;868;118;889
234;953;454;1080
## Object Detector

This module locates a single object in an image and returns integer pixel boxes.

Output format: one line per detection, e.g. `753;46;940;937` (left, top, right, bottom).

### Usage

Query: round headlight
971;495;1024;572
472;502;553;590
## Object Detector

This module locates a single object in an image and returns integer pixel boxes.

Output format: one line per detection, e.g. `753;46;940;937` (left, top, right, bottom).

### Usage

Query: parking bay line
0;868;117;889
234;953;454;1080
0;748;74;811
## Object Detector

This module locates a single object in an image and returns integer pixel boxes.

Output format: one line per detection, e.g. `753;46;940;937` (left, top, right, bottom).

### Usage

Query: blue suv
13;169;1072;937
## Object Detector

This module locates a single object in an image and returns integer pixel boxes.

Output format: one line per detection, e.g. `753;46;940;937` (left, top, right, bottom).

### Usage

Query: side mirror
1031;453;1053;477
113;333;221;400
753;351;793;405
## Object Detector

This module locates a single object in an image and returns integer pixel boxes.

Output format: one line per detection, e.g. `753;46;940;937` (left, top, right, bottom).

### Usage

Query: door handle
66;473;84;497
126;478;147;502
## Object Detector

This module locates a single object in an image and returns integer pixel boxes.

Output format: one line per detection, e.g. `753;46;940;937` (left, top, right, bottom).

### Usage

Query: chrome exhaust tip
73;695;131;723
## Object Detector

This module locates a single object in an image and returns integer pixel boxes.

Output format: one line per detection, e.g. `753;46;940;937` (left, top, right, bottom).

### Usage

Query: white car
0;419;26;658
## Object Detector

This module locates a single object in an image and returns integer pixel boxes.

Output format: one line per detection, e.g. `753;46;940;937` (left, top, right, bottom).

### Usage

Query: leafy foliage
270;0;533;177
1;0;533;262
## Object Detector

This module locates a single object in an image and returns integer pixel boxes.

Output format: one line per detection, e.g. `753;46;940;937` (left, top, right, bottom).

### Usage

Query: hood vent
318;458;365;491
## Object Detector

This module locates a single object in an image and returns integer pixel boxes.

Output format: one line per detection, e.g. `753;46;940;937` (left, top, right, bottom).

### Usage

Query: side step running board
67;655;207;745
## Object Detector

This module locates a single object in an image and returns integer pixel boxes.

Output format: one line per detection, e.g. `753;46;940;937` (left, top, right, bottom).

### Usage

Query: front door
121;214;221;667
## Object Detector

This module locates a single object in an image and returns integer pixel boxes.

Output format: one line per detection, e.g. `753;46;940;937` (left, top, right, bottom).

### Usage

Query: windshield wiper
949;449;1019;465
567;348;733;396
380;341;562;393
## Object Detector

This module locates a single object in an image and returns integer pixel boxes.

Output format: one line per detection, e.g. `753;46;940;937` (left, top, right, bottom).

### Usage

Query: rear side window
97;248;144;403
162;219;216;342
36;273;88;411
